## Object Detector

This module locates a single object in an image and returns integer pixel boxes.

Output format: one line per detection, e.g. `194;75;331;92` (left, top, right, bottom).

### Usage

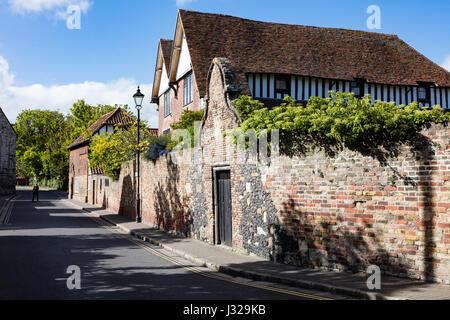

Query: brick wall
91;155;193;234
158;71;202;136
92;161;136;219
198;58;244;248
68;145;89;202
252;125;450;283
89;58;450;284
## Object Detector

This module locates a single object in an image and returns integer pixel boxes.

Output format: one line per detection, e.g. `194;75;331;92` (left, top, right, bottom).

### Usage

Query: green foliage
88;115;154;180
14;100;126;190
170;109;205;130
88;132;123;180
233;95;264;121
14;109;72;189
232;92;450;147
73;101;131;181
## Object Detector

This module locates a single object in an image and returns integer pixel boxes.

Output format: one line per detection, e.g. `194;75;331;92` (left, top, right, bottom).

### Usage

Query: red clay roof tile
68;107;134;150
178;10;450;97
160;39;173;72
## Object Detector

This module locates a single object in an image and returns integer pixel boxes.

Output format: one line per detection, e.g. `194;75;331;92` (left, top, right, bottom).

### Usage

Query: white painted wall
93;124;115;139
176;33;192;80
246;73;450;109
158;64;170;97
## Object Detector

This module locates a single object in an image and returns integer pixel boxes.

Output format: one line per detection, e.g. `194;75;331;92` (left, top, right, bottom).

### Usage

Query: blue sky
0;0;449;127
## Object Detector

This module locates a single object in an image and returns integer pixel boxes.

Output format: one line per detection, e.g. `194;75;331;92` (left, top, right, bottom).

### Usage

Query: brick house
67;107;139;203
152;10;450;135
0;107;16;195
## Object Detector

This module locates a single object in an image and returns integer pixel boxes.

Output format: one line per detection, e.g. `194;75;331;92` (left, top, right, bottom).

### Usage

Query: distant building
67;107;157;203
67;107;133;202
0;107;16;195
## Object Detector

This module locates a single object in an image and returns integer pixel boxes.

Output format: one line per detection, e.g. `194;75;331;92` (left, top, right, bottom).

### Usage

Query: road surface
0;189;347;300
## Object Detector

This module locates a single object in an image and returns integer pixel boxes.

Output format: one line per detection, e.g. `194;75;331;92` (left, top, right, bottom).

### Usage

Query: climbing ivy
231;92;449;145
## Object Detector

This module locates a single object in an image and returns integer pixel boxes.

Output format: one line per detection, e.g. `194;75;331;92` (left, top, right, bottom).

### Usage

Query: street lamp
133;86;144;223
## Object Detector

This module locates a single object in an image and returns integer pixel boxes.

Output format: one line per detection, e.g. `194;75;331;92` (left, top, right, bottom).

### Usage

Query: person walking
32;184;39;202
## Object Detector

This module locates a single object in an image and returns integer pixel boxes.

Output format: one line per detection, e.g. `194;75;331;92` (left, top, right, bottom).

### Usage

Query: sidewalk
64;197;450;300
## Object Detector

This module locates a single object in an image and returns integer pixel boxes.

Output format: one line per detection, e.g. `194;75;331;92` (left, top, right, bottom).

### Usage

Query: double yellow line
0;195;18;224
85;211;333;300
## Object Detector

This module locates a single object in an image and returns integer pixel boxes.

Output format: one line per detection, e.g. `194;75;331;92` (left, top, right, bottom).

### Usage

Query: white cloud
0;56;158;128
0;56;15;89
176;0;196;7
7;0;92;20
441;55;450;72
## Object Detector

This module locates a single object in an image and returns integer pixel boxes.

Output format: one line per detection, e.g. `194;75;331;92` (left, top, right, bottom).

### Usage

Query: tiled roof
148;128;159;136
68;107;134;150
178;10;450;97
160;39;173;72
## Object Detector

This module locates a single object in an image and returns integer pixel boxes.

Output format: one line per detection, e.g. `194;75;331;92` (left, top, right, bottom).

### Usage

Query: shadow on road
0;190;308;300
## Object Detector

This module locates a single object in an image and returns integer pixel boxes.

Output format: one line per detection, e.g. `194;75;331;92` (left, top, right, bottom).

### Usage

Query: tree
88;131;124;180
14;100;122;190
14;109;72;188
88;116;155;180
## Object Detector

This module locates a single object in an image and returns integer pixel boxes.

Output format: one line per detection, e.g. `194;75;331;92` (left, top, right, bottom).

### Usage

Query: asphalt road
0;189;346;300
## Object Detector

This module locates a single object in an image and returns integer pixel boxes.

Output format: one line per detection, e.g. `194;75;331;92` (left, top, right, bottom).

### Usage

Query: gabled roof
68;107;134;150
151;39;174;102
0;107;17;137
166;10;450;98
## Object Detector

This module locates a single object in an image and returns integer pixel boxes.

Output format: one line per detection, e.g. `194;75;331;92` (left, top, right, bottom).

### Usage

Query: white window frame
162;127;171;135
183;72;193;106
164;90;171;117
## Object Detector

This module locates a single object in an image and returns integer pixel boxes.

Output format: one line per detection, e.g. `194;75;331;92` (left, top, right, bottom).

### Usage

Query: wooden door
217;171;232;246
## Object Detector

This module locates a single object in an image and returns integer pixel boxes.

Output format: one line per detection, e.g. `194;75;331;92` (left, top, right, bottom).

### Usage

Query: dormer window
275;75;291;98
350;79;365;98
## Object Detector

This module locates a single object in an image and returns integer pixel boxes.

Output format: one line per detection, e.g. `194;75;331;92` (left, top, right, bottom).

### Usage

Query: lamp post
133;86;144;223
